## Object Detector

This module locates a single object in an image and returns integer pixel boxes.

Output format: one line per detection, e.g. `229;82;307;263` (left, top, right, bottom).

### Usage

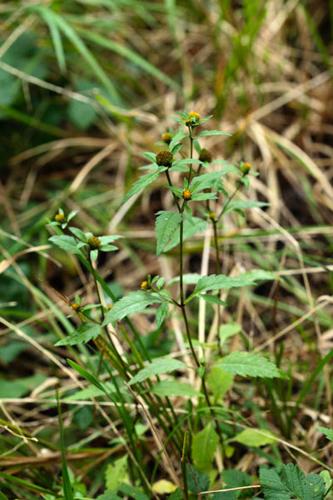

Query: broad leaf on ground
232;428;276;447
259;463;326;500
192;423;219;471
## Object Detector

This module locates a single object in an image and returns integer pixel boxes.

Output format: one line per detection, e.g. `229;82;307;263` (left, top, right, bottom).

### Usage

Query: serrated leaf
190;169;233;192
260;464;326;500
189;270;274;299
152;380;199;398
105;456;128;492
232;428;276;447
191;192;217;201
124;171;161;201
103;292;162;324
217;352;282;378
186;464;210;494
129;358;186;385
155;211;181;255
192;423;218;471
214;469;252;499
207;366;234;400
56;323;101;346
198;130;231;137
163;215;207;252
318;426;333;442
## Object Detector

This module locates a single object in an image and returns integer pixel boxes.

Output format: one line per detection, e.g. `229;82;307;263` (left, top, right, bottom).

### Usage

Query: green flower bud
156;150;173;167
161;132;172;144
199;148;212;163
88;236;101;250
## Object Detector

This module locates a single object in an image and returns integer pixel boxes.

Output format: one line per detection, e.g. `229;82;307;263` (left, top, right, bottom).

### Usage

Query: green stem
212;218;223;355
188;126;194;182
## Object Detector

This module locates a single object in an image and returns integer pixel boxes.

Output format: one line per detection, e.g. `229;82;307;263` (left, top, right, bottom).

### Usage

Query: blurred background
1;0;332;319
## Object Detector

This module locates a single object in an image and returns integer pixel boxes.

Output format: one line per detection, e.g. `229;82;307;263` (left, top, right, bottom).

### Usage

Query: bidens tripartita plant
48;111;296;499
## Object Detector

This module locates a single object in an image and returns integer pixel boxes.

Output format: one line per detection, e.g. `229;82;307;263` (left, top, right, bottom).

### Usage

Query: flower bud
161;132;172;145
70;302;81;312
185;111;201;127
54;211;65;223
156;150;173;168
88;236;101;250
182;189;192;201
240;161;252;175
140;280;149;290
199;148;212;163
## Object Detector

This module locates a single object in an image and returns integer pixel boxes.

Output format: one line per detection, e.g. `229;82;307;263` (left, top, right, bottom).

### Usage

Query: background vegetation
0;0;332;498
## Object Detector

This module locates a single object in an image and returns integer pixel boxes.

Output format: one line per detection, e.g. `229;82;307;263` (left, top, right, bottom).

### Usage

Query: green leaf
163;215;207;252
232;428;276;447
185;464;209;494
156;302;169;328
215;470;252;499
217;352;282;378
224;200;269;214
191;192;217;201
118;484;149;500
66;383;115;401
68;99;97;130
189;270;274;299
155;211;181;255
55;323;101;346
103;291;162;324
318;426;333;442
124;171;161;201
0;374;46;398
192;423;218;471
190;168;233;192
49;235;83;255
219;323;241;345
78;28;179;92
201;294;226;306
259;464;326;500
198;130;231;137
32;7;120;102
169;130;187;152
105;456;128;492
39;7;66;73
319;471;332;494
128;358;186;385
207;366;234;400
67;359;105;393
151;380;199;398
